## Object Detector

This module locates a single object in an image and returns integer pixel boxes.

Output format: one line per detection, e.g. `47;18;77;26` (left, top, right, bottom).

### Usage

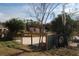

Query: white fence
15;36;46;45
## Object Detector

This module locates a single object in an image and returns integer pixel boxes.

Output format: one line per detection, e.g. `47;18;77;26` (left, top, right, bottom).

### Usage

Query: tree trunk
39;34;41;48
31;33;33;46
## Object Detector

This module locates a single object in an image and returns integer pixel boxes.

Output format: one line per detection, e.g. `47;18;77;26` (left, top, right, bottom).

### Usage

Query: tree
51;13;75;47
4;18;25;39
29;3;60;49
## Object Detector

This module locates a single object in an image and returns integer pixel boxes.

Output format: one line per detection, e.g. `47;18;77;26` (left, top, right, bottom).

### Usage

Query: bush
4;18;25;39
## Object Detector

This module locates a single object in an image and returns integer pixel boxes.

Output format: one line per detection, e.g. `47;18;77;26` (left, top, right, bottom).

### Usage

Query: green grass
0;40;24;56
0;40;20;48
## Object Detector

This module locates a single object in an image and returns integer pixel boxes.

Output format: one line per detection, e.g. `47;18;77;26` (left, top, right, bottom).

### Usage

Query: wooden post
39;33;41;48
46;33;48;50
41;33;43;48
21;37;23;45
31;32;33;46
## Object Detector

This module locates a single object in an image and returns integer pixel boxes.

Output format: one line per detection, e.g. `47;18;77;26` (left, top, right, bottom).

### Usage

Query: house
0;24;8;38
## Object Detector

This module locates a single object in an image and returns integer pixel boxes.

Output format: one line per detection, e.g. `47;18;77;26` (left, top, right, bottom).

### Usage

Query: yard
0;40;79;56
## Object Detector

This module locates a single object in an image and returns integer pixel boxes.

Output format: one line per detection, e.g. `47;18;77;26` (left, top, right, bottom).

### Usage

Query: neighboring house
29;26;46;33
29;27;40;33
0;24;8;38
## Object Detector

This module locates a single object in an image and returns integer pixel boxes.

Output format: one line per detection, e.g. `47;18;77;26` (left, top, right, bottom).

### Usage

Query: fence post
31;32;33;46
46;33;48;50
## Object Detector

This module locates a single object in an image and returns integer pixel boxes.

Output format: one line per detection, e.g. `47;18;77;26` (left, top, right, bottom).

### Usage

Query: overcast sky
0;3;79;23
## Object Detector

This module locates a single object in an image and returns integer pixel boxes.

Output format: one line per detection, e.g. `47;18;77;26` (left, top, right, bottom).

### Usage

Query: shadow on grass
9;48;32;56
8;44;47;56
28;43;47;52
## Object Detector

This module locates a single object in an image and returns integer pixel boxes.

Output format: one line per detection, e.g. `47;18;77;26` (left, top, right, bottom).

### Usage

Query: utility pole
62;4;66;26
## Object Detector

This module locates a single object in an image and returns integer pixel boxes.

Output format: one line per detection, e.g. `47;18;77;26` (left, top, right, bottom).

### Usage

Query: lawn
0;40;79;56
0;40;50;56
0;40;32;56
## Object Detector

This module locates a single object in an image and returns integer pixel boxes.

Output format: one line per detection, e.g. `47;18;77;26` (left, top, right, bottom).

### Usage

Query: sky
0;3;79;23
0;3;31;22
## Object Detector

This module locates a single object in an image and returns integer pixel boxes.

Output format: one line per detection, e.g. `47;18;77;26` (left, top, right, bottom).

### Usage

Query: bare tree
28;3;60;49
